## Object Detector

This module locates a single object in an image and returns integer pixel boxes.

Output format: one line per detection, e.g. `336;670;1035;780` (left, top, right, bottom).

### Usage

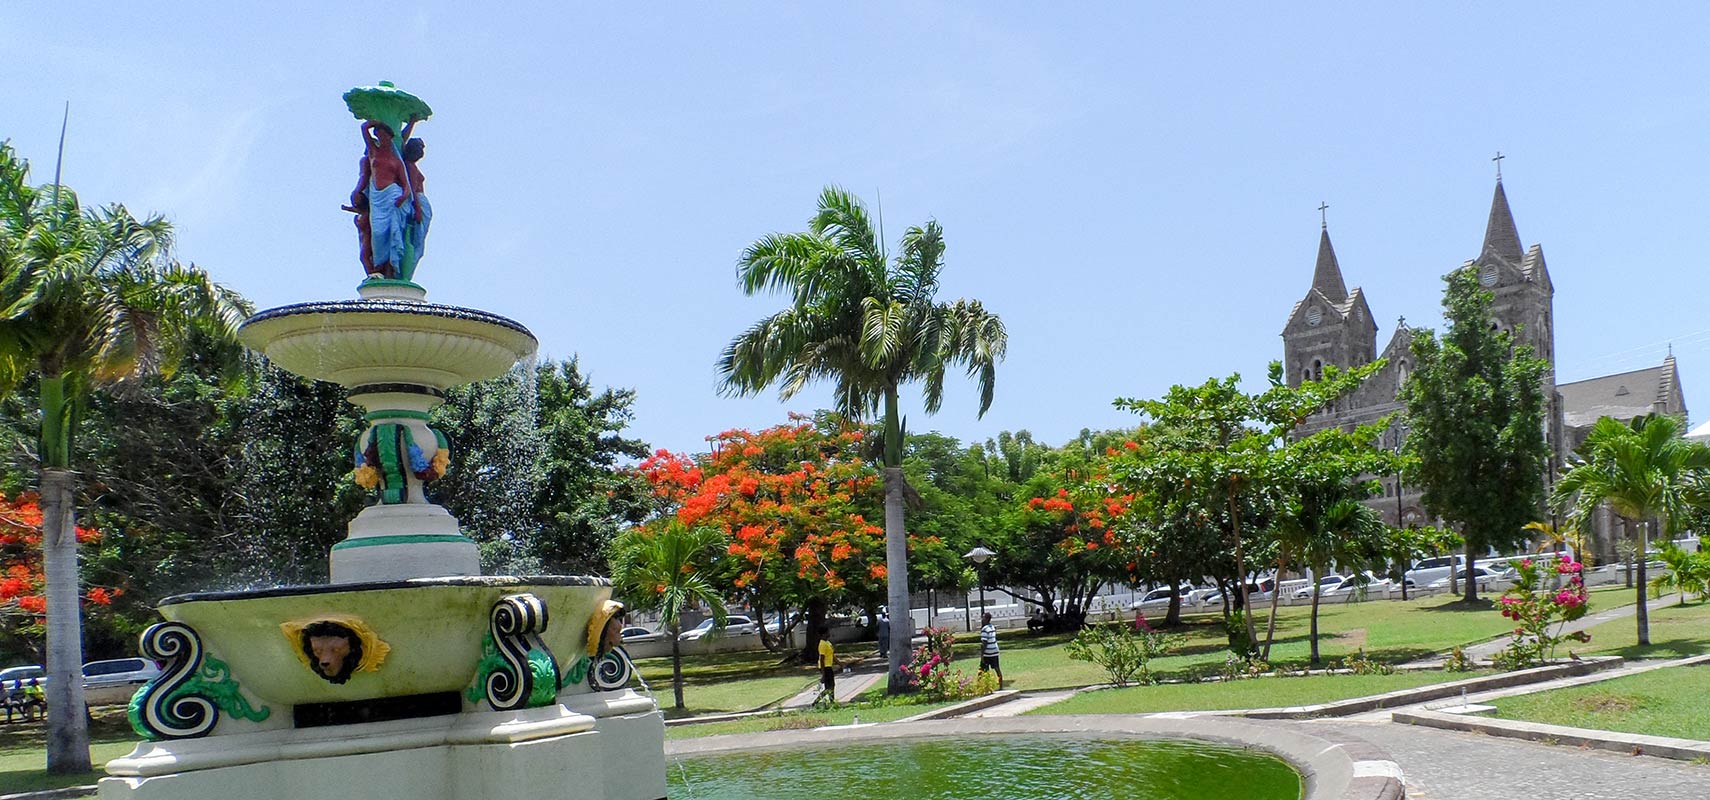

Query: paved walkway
778;668;885;709
958;689;1078;718
1322;718;1710;800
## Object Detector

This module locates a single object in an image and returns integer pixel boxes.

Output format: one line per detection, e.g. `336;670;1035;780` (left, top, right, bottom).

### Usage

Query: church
1278;175;1686;564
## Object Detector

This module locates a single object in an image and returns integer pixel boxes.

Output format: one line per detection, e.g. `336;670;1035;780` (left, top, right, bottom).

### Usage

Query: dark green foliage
1401;267;1550;600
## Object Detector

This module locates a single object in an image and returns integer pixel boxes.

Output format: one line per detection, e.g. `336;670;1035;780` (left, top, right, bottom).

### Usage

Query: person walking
876;609;890;660
816;627;837;707
978;612;1003;685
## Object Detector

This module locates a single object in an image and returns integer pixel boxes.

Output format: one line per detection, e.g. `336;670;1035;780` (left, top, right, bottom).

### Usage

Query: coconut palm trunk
1309;560;1326;664
670;621;685;710
882;385;912;690
1635;519;1651;646
39;372;91;773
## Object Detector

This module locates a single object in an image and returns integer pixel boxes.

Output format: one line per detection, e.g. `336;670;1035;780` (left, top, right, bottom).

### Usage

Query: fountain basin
237;299;537;390
156;576;613;709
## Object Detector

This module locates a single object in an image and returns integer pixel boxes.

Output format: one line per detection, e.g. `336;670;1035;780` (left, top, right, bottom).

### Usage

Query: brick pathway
1321;719;1710;799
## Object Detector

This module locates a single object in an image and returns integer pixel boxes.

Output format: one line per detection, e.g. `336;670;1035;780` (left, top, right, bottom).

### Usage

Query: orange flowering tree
632;415;954;659
988;456;1138;628
0;495;122;661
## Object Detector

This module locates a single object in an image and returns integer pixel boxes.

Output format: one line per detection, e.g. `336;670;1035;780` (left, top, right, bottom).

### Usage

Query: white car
1127;587;1186;611
1404;555;1468;588
1292;575;1347;599
82;658;161;690
1321;573;1393;597
0;665;44;688
1427;566;1509;591
619;626;667;645
677;614;760;641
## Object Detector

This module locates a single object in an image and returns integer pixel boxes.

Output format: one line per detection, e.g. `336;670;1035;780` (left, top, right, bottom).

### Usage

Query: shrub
1344;648;1395;675
1493;557;1590;670
1066;624;1184;687
905;626;996;701
1443;645;1475;673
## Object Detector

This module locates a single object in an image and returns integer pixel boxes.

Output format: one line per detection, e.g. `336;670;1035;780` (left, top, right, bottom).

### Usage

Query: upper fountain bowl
239;297;538;391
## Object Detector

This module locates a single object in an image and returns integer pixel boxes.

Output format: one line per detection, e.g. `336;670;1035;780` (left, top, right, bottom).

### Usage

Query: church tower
1281;219;1378;388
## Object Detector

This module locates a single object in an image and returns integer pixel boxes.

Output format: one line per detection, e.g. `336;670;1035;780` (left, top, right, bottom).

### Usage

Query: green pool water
668;735;1303;799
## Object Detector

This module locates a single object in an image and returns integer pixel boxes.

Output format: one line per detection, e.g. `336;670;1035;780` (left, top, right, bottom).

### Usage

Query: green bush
1065;623;1184;687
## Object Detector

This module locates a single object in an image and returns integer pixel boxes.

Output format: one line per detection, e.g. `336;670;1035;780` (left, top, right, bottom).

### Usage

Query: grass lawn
1028;671;1476;716
665;698;956;739
1489;663;1710;740
633;648;821;717
972;591;1570;692
0;708;138;794
1576;598;1710;661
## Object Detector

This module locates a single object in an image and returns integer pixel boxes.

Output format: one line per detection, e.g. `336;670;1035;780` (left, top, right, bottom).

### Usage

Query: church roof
1312;227;1349;303
1558;355;1684;430
1482;180;1524;263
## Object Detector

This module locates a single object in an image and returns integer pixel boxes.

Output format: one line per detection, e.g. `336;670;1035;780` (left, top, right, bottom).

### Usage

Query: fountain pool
668;735;1301;799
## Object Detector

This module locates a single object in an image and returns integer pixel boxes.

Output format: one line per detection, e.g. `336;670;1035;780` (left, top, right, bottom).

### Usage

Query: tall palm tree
1552;414;1710;646
609;521;727;710
719;186;1006;692
0;143;246;772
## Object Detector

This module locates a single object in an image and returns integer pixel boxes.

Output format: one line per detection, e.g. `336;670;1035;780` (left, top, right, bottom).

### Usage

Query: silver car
82;657;161;689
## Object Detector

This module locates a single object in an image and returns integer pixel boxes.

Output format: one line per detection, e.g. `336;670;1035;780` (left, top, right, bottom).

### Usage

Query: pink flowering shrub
905;626;995;700
1493;557;1591;670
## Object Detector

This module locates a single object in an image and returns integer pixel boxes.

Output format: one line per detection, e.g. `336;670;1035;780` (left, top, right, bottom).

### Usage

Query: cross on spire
1318;201;1329;229
1492;151;1505;181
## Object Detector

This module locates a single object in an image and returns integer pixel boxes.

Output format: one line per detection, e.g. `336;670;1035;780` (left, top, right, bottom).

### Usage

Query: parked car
81;658;161;690
1200;579;1277;608
1321;572;1393;598
0;665;44;687
1292;574;1347;599
1127;586;1186;611
677;614;760;641
1426;565;1509;591
619;626;667;645
1404;555;1467;588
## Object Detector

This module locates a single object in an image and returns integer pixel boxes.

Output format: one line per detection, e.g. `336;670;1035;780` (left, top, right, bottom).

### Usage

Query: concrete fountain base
101;690;665;800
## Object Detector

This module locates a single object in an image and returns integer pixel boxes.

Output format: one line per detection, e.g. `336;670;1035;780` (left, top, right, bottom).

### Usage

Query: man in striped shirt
978;612;1003;685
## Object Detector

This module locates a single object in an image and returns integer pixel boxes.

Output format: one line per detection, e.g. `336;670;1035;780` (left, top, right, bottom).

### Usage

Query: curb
1236;656;1623;719
894;689;1019;722
1394;707;1710;762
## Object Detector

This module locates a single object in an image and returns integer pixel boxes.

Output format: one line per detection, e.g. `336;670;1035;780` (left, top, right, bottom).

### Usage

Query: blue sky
6;4;1708;454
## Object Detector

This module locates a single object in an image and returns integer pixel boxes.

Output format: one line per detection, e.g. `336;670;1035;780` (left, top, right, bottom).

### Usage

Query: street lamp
964;546;996;631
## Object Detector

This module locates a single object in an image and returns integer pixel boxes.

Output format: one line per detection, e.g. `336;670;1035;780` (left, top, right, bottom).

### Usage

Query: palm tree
718;186;1007;692
1308;498;1388;665
0;143;246;772
609;521;727;710
1552;414;1710;646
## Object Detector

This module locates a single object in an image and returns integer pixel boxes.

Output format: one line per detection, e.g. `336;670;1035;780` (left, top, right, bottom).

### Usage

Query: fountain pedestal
101;84;665;800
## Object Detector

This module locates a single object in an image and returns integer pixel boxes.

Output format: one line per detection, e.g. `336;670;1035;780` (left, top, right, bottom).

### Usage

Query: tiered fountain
99;83;665;800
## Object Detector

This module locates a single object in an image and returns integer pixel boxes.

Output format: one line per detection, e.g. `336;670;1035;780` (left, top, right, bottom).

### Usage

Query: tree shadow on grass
1419;598;1496;612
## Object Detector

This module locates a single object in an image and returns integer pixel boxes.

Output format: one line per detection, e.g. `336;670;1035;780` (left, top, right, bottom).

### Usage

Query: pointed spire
1311;225;1349;303
1482;179;1523;262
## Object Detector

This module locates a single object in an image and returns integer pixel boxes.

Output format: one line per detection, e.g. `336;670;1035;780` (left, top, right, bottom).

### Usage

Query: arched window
1396;360;1410;389
1312;359;1323;381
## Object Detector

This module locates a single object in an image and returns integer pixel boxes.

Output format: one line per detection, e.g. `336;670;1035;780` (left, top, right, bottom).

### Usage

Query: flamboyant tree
632;416;909;661
0;495;120;662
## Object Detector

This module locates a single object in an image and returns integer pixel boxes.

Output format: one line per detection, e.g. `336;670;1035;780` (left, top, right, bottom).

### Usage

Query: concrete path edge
1393;708;1710;763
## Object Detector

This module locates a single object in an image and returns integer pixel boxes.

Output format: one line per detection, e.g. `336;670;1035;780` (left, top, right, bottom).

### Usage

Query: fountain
98;83;666;800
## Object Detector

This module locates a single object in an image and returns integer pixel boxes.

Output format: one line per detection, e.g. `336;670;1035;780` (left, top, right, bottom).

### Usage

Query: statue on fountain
343;82;433;283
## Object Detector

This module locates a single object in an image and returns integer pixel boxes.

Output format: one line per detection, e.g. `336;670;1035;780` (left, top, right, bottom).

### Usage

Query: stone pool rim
666;715;1404;800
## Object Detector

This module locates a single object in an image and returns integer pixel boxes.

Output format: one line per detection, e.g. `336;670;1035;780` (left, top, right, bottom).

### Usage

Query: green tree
608;521;727;710
0;143;245;772
1400;266;1550;603
717;186;1007;692
1114;361;1379;654
1552;414;1710;644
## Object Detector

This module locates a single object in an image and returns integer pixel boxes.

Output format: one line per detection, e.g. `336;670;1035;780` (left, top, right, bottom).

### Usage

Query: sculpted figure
359;121;415;279
404;137;432;267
